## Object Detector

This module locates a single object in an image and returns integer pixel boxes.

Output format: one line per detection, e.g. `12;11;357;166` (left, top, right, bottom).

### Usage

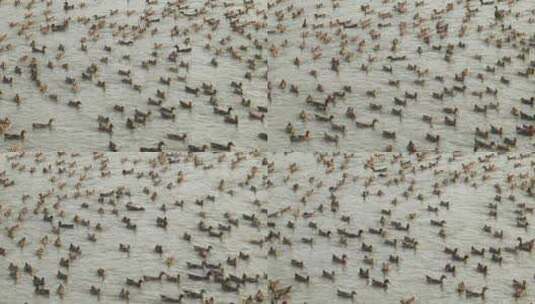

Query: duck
179;100;192;109
466;286;488;298
363;255;374;265
345;107;356;119
512;279;527;291
369;103;383;111
517;237;534;252
249;111;265;121
382;130;396;139
183;289;206;299
139;141;165;152
332;254;347;265
474;104;488;114
67;100;82;109
426;274;446;285
160;294;184;303
324;132;339;144
165;273;180;283
337;289;356;299
443;107;458;115
322;270;335;281
210;142;234;151
444;263;455;274
444;116;456;127
372;279;390;289
490;125;503;136
167;133;187;141
471;247;485;256
109;141;118;152
290;130;310;142
32;119;54;129
188;144;208;152
476;263;488;275
126;278;143;288
56;284;65;298
452;252;469;263
143;272;165;281
426;133;440;143
35;286;50;297
119;288;130;300
494;6;504;20
355;118;378;128
160;109;176;120
89;286;101;297
224;115;239;125
214;106;232;115
291;259;304;268
359;268;369;279
258;133;268;141
294;273;310;283
56;270;68;281
315;114;334;122
4;130;26;140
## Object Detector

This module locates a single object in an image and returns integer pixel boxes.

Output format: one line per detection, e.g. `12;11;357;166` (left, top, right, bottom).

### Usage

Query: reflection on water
0;152;533;303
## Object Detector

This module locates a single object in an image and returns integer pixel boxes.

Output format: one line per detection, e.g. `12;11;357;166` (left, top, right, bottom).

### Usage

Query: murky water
0;152;533;303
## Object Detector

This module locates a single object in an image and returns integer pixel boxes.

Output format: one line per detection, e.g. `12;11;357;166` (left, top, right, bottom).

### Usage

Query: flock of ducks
1;0;534;151
267;0;535;151
0;0;268;151
0;151;534;303
0;0;534;303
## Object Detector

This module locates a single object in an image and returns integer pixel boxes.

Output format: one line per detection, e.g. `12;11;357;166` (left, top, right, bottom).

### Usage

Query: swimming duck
143;272;166;281
466;286;488;298
210;142;234;151
249;111;265;121
167;133;187;141
179;100;192;109
32;119;54;129
224;115;239;125
290;130;310;142
108;141;118;152
183;289;205;299
214;106;232;115
294;273;310;283
89;286;101;297
337;289;356;299
126;278;143;288
426;274;446;285
188;144;208;152
359;268;369;279
372;279;390;289
476;263;488;275
332;254;347;265
160;294;184;303
324;132;339;144
4;130;26;140
471;247;485;256
140;141;165;152
67;100;81;109
382;130;396;139
355;119;378;128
